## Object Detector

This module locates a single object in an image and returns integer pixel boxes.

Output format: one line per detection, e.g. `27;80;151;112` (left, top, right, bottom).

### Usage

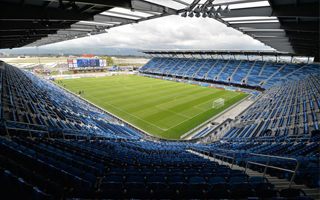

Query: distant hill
0;47;146;57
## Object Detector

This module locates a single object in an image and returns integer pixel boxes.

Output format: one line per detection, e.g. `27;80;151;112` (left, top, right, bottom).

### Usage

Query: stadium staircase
216;59;231;80
188;149;320;199
196;59;218;79
192;59;209;78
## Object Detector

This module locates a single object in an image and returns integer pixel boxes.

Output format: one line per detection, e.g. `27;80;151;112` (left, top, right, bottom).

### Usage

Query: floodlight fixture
215;12;221;18
181;11;187;17
202;6;209;13
206;1;213;7
194;5;201;13
208;6;215;14
202;12;207;18
224;5;230;13
188;11;194;17
217;6;222;12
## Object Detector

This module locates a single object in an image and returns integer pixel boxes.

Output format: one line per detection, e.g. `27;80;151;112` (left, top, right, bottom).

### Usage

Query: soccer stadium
0;0;319;199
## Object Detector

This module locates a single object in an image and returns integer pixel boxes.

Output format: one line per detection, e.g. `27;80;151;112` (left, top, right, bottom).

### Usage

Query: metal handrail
191;148;237;169
214;153;235;166
245;152;300;187
191;148;300;187
249;152;299;162
4;120;49;137
247;161;295;173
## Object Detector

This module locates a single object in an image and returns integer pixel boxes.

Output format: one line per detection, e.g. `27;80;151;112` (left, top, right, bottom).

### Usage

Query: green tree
100;56;114;66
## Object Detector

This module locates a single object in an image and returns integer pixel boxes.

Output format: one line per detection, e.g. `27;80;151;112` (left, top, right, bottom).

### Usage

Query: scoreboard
67;59;107;68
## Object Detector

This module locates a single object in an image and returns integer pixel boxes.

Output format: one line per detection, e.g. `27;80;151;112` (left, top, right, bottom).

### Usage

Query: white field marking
121;87;191;105
144;91;243;131
181;94;252;139
96;100;167;131
154;92;218;115
104;84;185;107
67;77;243;134
122;86;205;116
81;79;198;132
61;78;183;135
152;90;218;119
162;107;212;130
155;89;220;109
98;85;166;97
155;106;193;119
53;81;154;137
131;105;191;130
130;84;201;104
163;93;245;131
101;93;209;133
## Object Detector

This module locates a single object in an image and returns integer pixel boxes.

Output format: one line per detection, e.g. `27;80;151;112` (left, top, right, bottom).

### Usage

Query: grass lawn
57;75;248;139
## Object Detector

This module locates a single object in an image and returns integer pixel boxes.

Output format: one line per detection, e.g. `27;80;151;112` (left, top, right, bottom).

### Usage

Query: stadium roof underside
212;0;319;62
0;0;188;48
0;0;319;61
177;0;319;61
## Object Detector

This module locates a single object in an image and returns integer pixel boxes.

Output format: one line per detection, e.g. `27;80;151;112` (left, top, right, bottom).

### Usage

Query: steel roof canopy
215;0;319;61
0;0;183;49
0;0;318;62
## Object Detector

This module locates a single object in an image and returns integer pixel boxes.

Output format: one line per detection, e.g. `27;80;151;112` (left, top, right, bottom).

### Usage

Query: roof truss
0;0;186;48
179;0;319;61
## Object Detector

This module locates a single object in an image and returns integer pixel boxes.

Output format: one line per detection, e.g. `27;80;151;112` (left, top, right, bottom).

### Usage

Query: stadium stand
0;0;319;198
227;75;320;138
0;62;142;140
0;59;319;199
140;57;320;90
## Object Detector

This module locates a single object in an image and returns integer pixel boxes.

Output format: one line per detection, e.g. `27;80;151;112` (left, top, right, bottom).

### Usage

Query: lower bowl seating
0;62;319;199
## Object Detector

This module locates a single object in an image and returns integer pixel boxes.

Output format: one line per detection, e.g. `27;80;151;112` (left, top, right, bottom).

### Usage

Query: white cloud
38;15;273;51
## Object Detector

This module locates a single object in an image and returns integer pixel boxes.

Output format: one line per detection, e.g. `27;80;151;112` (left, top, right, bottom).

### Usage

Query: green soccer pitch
57;75;248;139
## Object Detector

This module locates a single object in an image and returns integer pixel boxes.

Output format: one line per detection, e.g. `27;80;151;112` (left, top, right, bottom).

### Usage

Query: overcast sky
44;15;272;51
2;14;274;55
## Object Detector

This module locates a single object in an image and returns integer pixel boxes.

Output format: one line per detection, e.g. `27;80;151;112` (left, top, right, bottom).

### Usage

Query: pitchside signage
67;59;107;68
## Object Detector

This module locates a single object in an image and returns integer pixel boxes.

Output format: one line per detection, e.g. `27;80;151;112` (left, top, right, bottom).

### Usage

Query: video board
67;59;107;68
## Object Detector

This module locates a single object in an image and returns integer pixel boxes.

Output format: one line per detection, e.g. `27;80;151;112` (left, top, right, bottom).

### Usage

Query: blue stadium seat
0;62;319;199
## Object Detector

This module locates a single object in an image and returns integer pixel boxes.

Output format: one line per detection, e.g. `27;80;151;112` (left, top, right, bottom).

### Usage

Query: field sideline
57;75;248;139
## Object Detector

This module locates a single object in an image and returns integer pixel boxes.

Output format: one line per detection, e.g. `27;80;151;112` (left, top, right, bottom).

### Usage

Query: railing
190;148;300;187
189;148;236;169
2;119;115;141
213;153;236;169
4;120;49;137
245;153;299;187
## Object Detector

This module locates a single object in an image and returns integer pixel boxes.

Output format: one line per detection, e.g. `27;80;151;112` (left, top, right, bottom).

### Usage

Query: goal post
212;98;225;108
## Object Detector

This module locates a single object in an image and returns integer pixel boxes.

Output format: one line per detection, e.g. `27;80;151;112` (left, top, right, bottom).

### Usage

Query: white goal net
212;98;225;108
